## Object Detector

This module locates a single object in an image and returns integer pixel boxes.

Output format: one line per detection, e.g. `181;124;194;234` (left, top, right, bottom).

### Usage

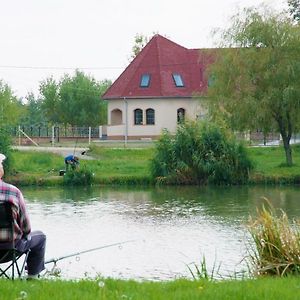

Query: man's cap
0;153;6;164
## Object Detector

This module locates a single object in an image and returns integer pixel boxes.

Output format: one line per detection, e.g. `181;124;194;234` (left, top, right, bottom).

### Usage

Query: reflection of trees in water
22;185;300;220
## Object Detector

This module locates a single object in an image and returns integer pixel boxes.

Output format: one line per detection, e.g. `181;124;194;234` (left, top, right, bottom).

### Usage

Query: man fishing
0;153;46;279
64;154;79;171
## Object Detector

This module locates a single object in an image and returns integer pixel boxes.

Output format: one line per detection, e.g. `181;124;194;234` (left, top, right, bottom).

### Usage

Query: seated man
64;155;79;171
0;153;46;279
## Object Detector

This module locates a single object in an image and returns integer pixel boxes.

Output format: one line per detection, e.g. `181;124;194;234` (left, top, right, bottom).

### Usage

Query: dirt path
13;146;95;160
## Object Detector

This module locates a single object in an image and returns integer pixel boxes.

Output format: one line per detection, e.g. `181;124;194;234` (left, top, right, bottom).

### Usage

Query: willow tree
207;7;300;166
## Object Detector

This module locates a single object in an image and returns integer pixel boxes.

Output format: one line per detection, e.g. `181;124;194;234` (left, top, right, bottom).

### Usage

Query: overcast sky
0;0;287;98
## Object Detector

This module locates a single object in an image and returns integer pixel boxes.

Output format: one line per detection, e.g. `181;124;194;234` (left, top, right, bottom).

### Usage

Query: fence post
52;126;55;146
99;126;102;139
18;125;21;146
89;127;91;145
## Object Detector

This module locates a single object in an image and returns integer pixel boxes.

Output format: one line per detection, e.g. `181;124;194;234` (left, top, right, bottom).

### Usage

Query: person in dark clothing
64;155;79;171
0;153;46;279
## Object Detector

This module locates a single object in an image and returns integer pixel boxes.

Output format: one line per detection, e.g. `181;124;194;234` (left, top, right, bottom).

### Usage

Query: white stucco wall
107;98;205;138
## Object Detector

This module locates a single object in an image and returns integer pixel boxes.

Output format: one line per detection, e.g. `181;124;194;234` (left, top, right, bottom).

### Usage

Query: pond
22;185;300;280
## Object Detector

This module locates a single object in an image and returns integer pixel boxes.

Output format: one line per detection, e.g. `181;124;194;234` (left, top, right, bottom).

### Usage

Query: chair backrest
0;201;28;279
0;201;14;243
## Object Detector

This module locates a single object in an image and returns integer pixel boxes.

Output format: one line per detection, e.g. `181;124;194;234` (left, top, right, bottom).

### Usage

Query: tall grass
247;201;300;277
151;121;253;185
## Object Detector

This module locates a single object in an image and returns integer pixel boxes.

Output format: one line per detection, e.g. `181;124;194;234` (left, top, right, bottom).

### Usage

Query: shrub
63;166;94;186
247;203;300;277
151;121;253;185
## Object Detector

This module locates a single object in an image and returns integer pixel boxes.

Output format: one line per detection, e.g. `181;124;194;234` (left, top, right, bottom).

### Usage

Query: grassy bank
0;277;299;300
4;144;300;186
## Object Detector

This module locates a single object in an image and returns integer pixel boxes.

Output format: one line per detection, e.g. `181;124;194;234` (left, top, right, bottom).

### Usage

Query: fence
9;125;107;146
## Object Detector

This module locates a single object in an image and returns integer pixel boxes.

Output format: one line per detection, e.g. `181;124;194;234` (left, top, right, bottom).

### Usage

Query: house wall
107;98;205;139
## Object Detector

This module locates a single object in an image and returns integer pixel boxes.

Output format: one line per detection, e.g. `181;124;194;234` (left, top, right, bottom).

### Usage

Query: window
177;108;185;123
140;74;151;87
134;109;143;125
146;108;155;125
172;73;184;87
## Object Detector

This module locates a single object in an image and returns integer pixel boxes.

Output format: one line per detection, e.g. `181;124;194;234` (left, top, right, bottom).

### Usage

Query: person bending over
64;154;79;171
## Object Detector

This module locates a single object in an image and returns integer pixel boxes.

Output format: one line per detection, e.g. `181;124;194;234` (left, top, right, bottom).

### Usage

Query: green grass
0;277;299;300
4;144;300;186
247;145;300;183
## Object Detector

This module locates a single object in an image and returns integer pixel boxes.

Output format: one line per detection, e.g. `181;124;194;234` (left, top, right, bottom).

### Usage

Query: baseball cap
0;154;6;163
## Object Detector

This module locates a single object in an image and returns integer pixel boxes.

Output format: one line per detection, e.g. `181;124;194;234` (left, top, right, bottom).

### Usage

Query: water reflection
21;185;300;280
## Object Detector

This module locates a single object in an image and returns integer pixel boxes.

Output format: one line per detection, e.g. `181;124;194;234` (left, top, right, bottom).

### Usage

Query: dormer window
172;73;184;87
140;74;151;87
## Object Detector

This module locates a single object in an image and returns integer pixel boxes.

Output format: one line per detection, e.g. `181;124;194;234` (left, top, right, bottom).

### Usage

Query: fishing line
45;239;137;265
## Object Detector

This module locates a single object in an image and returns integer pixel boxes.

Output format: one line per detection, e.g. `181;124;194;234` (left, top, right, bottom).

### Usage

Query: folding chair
0;201;30;280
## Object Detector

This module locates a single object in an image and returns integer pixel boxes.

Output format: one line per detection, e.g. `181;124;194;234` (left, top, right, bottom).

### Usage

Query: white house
103;34;213;140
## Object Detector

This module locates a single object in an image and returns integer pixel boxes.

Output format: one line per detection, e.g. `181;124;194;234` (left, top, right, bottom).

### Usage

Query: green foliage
151;121;253;185
63;166;94;186
39;71;111;126
0;128;13;174
39;77;61;124
207;6;300;166
19;92;47;126
187;256;219;281
248;203;300;276
130;33;149;60
0;80;23;126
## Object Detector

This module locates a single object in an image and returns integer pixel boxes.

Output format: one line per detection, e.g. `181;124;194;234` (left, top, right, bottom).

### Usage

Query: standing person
64;154;79;171
0;153;46;279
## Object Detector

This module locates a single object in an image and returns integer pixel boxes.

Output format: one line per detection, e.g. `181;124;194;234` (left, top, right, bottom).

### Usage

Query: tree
130;34;149;61
207;7;300;166
58;70;110;126
288;0;300;22
19;92;47;126
39;77;61;124
0;80;23;127
39;71;111;126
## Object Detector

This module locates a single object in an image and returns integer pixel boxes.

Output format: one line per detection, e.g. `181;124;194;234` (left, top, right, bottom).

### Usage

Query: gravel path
13;146;95;160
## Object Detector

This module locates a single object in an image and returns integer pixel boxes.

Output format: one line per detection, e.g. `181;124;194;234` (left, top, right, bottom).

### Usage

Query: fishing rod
45;239;137;265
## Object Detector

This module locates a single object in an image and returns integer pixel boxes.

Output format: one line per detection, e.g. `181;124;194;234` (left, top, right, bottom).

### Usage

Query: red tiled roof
103;34;214;99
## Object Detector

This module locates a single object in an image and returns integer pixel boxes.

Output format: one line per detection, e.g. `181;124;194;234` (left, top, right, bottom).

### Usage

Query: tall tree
39;77;61;124
0;80;23;126
288;0;300;22
19;92;47;126
58;70;110;126
39;71;111;126
207;7;300;166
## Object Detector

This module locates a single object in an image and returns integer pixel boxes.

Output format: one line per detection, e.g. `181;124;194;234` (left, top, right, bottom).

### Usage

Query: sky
0;0;288;99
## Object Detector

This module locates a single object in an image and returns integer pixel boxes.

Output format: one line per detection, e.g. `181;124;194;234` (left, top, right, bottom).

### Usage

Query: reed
247;201;300;277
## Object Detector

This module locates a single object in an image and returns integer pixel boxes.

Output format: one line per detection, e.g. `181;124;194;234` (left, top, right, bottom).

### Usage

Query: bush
63;166;94;186
0;128;13;175
248;203;300;277
151;121;253;185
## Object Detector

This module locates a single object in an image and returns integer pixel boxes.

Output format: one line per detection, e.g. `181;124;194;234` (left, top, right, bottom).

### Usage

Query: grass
4;144;300;186
247;202;300;277
247;145;300;184
0;277;300;300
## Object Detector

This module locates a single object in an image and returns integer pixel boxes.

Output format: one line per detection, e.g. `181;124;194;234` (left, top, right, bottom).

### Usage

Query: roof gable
103;34;213;99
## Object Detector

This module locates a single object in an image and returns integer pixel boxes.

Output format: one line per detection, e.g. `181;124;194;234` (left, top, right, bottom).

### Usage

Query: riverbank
1;277;299;300
5;144;300;186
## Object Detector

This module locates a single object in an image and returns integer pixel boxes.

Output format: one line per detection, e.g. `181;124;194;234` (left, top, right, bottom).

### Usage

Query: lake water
22;185;300;280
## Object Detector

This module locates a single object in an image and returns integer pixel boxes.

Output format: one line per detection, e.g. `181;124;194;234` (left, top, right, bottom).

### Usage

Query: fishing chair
0;201;30;280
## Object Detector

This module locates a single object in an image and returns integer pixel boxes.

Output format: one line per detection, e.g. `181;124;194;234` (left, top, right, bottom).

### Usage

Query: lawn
0;277;299;300
4;144;300;186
